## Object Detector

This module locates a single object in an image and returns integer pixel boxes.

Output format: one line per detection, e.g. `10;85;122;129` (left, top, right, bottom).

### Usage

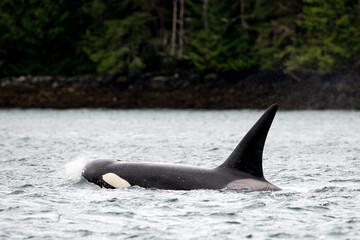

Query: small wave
287;206;304;211
225;221;240;225
9;190;24;195
329;179;360;183
280;186;309;193
314;186;347;193
65;156;88;182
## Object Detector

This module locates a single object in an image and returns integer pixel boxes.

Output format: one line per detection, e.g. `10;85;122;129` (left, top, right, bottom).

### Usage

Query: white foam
65;156;88;181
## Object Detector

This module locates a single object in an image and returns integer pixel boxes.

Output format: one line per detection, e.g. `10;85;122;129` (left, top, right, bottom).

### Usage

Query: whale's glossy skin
82;104;281;191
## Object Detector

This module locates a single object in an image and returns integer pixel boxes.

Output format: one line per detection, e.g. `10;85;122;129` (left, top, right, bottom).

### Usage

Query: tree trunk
163;31;168;50
203;0;209;35
178;0;184;59
170;0;178;57
240;0;248;28
358;0;360;25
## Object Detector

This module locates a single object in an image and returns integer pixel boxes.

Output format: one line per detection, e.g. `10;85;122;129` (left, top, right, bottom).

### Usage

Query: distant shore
1;70;359;109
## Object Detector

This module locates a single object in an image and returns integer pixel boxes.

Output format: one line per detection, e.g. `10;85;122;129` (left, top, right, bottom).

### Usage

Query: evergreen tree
283;0;360;73
0;0;359;77
82;0;171;77
252;0;302;70
0;0;94;77
187;0;258;77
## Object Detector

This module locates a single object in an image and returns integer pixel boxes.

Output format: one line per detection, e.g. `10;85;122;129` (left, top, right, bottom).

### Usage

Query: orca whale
82;104;281;191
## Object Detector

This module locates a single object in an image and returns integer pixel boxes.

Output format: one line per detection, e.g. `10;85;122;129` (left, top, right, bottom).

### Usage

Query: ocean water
0;108;359;239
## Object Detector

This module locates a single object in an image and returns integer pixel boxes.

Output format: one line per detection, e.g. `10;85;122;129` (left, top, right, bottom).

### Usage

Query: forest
0;0;359;79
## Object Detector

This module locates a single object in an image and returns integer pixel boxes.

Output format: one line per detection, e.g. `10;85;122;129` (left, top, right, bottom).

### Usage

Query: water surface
0;109;359;239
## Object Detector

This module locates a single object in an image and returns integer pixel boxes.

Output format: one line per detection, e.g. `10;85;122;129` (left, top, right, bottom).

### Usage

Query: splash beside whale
82;104;281;191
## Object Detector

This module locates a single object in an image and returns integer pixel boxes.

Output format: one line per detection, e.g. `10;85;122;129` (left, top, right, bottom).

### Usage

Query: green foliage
82;0;155;76
0;0;95;77
0;0;359;77
187;0;258;75
253;0;302;70
282;0;360;73
83;14;149;76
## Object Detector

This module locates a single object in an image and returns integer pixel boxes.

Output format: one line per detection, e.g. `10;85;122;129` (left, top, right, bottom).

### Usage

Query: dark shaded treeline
1;0;359;78
1;70;359;109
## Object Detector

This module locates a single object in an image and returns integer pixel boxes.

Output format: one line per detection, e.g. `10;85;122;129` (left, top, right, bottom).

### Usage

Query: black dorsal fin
219;104;278;178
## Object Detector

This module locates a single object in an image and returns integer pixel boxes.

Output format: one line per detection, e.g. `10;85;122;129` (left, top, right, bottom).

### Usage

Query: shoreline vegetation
1;1;359;109
1;1;359;78
1;70;359;109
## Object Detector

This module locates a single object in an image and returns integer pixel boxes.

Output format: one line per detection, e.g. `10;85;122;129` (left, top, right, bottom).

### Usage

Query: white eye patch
102;173;131;188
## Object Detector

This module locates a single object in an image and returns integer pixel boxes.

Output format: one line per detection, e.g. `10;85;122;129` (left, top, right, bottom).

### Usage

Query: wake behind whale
82;104;281;191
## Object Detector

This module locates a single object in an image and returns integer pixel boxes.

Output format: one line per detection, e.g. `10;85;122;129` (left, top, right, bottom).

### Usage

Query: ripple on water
225;221;241;225
165;198;179;203
314;186;348;192
210;212;237;217
9;190;25;195
243;200;266;209
287;206;305;211
329;178;360;183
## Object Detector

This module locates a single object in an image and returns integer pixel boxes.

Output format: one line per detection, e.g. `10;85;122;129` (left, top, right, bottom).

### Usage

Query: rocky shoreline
1;70;359;109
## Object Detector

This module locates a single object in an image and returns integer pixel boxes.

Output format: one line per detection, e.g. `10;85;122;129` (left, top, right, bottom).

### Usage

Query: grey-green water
1;109;359;239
